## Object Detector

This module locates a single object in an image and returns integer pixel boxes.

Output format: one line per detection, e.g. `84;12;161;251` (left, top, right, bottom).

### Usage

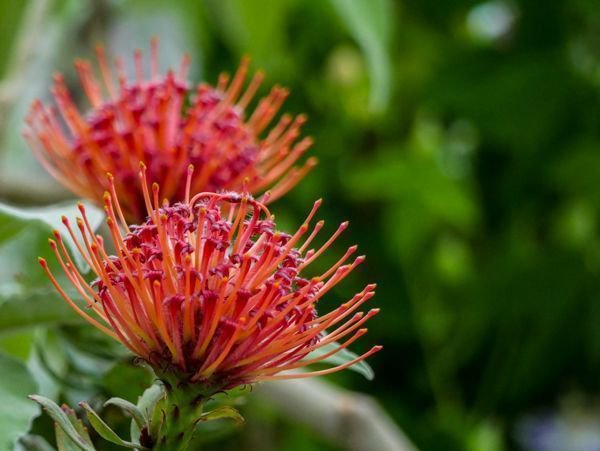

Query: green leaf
0;353;39;451
304;341;375;380
104;397;146;430
330;0;393;112
0;288;79;334
131;383;166;442
210;0;292;75
198;406;245;426
15;434;56;451
54;405;94;451
55;427;82;451
28;396;94;451
80;402;146;449
137;383;166;423
0;201;104;273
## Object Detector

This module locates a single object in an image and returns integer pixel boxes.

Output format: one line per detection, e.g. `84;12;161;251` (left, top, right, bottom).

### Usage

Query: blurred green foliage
0;0;600;450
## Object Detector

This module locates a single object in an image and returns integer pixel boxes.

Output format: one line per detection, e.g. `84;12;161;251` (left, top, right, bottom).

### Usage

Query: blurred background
0;0;599;450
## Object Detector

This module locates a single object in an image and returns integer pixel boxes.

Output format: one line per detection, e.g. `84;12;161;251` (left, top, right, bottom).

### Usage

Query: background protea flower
25;39;316;222
39;166;380;391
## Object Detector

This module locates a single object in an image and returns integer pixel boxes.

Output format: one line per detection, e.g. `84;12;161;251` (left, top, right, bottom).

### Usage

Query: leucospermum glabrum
37;166;381;449
25;39;316;222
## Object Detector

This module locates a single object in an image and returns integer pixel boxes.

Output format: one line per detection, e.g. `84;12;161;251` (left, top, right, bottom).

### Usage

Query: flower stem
151;378;208;451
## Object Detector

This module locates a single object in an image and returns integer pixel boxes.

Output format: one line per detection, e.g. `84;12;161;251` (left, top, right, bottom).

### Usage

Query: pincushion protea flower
25;39;316;222
39;165;380;392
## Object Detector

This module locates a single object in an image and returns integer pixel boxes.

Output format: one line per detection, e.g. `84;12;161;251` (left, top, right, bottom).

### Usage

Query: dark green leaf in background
330;0;393;112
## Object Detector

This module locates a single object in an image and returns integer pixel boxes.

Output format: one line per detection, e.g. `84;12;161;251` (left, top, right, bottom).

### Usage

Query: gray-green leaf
0;353;39;451
198;406;245;426
55;406;93;451
28;396;94;451
304;341;375;380
79;402;145;449
0;288;79;334
131;383;165;443
0;201;104;273
104;397;145;430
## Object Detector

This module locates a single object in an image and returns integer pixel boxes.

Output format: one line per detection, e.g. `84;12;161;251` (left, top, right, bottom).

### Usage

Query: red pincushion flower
25;40;316;222
39;167;380;389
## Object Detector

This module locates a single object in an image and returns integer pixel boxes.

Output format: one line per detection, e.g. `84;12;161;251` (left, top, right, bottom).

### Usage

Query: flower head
25;39;316;222
39;167;380;390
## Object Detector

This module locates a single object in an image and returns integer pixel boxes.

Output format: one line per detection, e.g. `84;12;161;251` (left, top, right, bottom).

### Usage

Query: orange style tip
152;182;160;192
38;257;46;266
358;328;368;335
302;136;314;147
353;312;365;320
239;317;248;325
48;238;57;247
103;192;111;201
188;164;194;172
106;172;114;180
61;215;69;225
77;202;85;212
338;264;351;273
316;220;325;227
306;156;318;166
139;161;146;169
